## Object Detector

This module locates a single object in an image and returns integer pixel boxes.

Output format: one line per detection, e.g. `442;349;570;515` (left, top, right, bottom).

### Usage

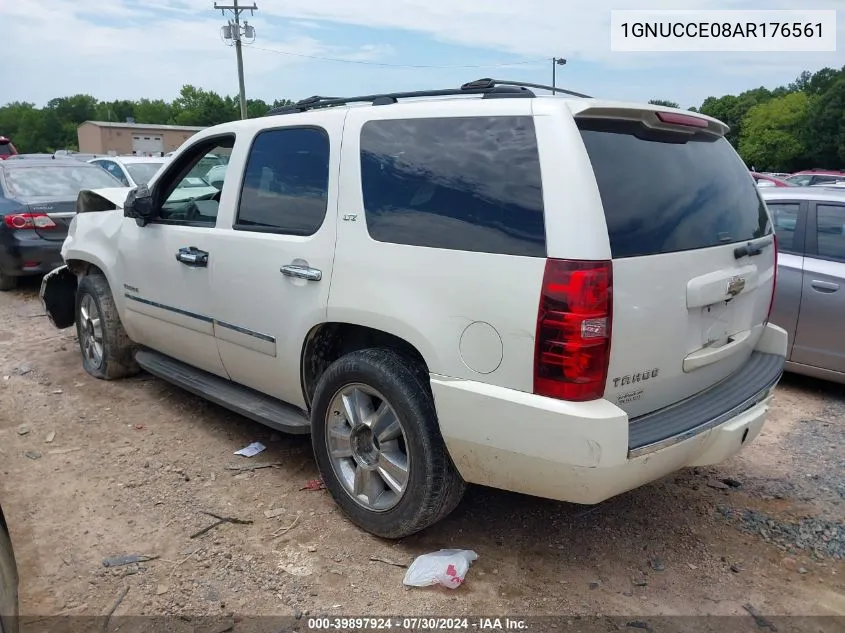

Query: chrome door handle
176;246;208;267
811;280;839;293
280;264;322;281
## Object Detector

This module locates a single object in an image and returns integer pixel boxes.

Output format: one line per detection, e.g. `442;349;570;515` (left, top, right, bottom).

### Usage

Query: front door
207;121;342;408
791;201;845;373
117;135;236;378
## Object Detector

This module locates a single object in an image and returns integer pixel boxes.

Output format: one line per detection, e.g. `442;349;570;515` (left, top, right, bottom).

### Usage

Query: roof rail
265;78;592;116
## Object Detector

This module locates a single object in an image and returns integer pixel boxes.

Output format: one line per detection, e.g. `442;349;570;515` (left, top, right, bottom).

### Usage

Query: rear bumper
0;231;64;277
431;322;788;504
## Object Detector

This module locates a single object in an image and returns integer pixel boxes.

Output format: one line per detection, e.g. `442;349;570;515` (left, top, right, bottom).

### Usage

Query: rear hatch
22;198;77;241
2;162;123;240
575;109;775;419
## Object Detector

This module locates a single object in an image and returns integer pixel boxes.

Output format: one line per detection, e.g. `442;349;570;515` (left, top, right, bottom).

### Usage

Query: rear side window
767;202;801;253
816;204;845;262
236;127;330;236
578;119;771;259
360;116;545;257
0;143;12;157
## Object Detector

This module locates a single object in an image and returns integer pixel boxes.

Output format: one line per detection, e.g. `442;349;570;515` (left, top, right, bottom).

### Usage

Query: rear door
764;198;808;359
574;111;776;418
790;201;845;373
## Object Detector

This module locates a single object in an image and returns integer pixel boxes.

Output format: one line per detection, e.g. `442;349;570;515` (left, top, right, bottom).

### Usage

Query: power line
214;0;258;119
249;45;544;69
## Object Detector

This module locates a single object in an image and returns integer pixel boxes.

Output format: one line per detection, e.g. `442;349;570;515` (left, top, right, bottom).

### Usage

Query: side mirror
123;184;156;226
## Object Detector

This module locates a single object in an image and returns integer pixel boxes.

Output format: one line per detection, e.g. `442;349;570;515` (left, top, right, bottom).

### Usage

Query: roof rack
265;78;592;116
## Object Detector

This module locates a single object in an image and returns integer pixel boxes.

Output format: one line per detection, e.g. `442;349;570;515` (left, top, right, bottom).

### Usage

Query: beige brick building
77;120;205;156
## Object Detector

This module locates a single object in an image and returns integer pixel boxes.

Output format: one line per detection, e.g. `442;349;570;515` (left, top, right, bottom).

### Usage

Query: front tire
311;349;465;539
75;274;139;380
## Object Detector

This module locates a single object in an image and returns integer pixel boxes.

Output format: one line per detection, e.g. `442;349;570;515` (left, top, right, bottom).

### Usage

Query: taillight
534;259;613;402
3;212;57;230
766;234;778;323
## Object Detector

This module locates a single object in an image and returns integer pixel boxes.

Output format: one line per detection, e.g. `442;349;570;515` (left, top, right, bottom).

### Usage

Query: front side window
157;136;235;225
359;116;545;257
816;204;845;262
235;127;330;236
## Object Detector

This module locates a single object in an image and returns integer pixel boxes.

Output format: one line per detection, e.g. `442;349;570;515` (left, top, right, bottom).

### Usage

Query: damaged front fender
40;265;77;329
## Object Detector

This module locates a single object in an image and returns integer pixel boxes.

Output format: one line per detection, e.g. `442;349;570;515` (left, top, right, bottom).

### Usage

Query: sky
1;1;843;111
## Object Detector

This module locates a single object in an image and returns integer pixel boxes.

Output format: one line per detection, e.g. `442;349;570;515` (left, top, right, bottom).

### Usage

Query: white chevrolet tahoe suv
40;79;788;538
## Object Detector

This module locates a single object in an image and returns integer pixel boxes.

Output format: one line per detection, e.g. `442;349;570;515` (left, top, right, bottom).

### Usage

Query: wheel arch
300;322;433;410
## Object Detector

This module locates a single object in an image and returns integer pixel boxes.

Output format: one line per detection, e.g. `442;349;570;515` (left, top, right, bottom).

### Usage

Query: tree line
651;65;845;173
0;85;292;154
2;66;844;172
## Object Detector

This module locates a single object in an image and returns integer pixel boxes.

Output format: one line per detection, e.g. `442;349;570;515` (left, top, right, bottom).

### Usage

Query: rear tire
311;348;465;539
0;273;16;292
75;274;139;380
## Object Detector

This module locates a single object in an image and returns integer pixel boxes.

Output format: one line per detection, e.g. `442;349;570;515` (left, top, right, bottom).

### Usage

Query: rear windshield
2;165;122;198
578;119;771;259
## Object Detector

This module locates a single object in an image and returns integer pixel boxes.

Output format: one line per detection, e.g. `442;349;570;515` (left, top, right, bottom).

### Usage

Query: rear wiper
733;236;774;259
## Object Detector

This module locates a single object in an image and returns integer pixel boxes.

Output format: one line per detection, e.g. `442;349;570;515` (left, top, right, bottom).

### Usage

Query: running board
135;349;311;435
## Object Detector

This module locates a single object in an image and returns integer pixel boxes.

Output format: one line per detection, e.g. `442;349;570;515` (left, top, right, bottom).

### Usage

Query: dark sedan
0;159;123;290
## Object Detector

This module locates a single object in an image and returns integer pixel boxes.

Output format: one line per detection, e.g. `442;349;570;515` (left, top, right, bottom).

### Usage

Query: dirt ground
1;277;844;626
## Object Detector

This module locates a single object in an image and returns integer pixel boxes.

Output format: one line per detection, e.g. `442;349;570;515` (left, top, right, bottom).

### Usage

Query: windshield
125;161;165;185
578;118;771;259
3;165;122;198
0;142;13;157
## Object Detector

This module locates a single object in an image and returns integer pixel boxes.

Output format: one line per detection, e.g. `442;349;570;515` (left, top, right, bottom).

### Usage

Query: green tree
804;78;845;167
738;92;810;172
648;99;679;108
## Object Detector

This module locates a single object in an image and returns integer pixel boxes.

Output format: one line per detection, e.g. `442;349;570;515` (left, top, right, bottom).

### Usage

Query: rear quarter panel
328;100;548;392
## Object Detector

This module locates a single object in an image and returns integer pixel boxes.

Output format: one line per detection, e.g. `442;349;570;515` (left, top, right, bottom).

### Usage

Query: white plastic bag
402;549;478;589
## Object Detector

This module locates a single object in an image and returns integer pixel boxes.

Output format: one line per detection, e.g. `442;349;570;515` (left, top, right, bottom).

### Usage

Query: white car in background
88;156;218;202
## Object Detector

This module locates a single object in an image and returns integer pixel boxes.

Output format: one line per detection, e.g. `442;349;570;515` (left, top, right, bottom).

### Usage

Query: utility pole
214;0;257;119
551;57;566;94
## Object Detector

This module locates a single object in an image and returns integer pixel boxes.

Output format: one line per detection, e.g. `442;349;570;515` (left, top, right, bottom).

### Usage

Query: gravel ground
1;278;844;624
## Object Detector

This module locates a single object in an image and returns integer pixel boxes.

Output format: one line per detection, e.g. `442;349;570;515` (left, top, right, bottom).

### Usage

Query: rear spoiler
567;103;729;138
76;187;132;214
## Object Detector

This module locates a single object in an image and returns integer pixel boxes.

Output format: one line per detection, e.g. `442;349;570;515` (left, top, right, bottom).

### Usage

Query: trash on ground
102;554;159;568
300;478;326;491
52;389;63;394
650;557;666;571
45;431;55;443
370;555;409;568
48;447;81;455
24;451;42;460
17;425;30;436
403;549;478;589
226;461;281;472
264;507;286;519
271;514;300;538
190;511;253;539
234;441;266;457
